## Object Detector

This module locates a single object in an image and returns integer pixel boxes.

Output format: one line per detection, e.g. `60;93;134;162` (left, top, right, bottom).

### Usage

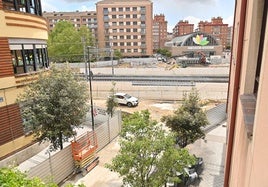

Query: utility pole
87;46;95;131
82;37;88;80
110;41;114;76
111;48;114;76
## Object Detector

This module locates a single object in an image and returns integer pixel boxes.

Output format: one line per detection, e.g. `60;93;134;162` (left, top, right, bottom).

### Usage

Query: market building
165;31;223;58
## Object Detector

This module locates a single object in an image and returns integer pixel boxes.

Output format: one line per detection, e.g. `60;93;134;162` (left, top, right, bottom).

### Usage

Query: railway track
88;75;229;83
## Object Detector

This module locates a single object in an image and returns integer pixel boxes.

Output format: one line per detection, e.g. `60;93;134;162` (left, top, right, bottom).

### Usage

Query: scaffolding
71;131;99;175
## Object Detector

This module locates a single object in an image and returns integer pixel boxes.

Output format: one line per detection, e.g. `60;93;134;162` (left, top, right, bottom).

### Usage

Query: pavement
63;121;227;187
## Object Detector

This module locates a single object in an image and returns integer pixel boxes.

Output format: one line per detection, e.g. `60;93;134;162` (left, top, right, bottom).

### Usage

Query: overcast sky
42;0;235;32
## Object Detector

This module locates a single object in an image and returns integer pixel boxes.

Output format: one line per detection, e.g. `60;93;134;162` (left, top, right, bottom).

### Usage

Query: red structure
71;131;99;174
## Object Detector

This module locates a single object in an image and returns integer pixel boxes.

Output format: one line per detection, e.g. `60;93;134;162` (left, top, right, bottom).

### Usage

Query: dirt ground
94;99;221;122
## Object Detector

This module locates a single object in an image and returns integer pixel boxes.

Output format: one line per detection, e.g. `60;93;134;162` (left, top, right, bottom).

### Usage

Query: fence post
108;116;111;142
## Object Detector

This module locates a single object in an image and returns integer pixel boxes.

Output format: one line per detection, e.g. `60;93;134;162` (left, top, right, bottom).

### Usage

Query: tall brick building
173;20;194;37
153;14;167;51
96;0;153;57
198;17;228;49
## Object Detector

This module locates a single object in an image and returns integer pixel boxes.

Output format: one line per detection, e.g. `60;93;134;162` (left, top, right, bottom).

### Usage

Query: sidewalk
63;137;122;187
188;122;226;187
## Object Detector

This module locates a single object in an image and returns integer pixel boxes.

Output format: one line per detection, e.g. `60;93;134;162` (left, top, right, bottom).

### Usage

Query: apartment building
96;0;153;58
198;17;228;49
173;20;194;37
43;11;98;38
0;0;49;159
224;0;268;186
153;14;167;51
226;26;233;49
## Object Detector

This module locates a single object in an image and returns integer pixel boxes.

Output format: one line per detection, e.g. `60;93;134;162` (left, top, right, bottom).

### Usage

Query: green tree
0;167;57;187
0;167;86;187
113;49;122;62
17;64;89;151
156;48;172;58
48;21;94;63
161;89;209;148
106;82;118;117
106;110;195;187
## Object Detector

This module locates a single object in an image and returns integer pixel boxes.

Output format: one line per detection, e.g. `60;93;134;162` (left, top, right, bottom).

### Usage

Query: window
126;14;130;18
119;15;124;19
133;35;138;39
126;28;131;32
133;14;137;18
120;42;124;46
3;0;42;16
133;28;138;32
119;22;124;26
126;35;131;39
119;7;123;11
104;15;109;21
133;42;138;46
120;35;124;39
112;7;116;11
126;7;130;11
11;44;48;74
112;15;116;19
133;21;137;25
127;42;131;46
119;29;124;32
126;22;131;25
254;0;267;95
132;7;137;11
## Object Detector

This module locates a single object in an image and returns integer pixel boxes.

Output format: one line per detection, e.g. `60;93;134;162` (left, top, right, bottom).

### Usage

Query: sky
42;0;235;32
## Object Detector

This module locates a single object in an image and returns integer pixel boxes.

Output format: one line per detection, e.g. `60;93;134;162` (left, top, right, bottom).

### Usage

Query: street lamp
87;46;95;131
110;41;114;76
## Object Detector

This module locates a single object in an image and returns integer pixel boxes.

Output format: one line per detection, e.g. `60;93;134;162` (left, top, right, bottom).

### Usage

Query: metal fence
26;110;122;185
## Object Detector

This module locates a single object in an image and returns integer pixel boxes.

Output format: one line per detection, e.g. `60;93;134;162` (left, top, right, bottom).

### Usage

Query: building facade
153;14;167;52
0;0;49;159
198;17;229;49
165;32;223;58
224;0;268;186
173;20;194;37
43;11;98;39
96;0;153;58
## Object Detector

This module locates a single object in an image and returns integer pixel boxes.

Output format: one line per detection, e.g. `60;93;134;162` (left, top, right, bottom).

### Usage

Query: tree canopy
161;89;209;147
106;110;195;187
48;21;95;63
0;167;57;187
17;65;90;151
0;167;85;187
156;48;172;58
106;82;118;117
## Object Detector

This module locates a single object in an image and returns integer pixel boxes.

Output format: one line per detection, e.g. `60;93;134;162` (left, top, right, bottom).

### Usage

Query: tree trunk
59;132;63;150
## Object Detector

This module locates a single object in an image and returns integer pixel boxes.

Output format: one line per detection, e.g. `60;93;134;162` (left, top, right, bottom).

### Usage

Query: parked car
114;93;139;107
166;156;203;187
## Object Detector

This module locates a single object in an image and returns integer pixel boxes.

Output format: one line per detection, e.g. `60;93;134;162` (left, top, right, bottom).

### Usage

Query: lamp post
110;41;114;76
111;48;114;76
82;37;88;79
87;46;95;131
